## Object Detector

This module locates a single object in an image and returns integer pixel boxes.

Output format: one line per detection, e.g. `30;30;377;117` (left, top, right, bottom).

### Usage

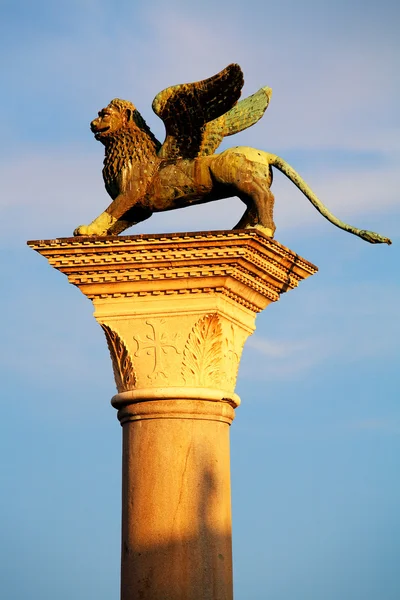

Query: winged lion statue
74;64;391;245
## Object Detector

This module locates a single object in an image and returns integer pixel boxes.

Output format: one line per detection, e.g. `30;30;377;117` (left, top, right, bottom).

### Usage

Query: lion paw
73;224;93;236
250;224;275;238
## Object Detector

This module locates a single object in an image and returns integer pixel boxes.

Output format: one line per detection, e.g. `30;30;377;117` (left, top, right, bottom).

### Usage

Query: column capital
28;230;317;401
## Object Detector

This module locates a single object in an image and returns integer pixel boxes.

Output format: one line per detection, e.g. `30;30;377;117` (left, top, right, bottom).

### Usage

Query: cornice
28;229;317;310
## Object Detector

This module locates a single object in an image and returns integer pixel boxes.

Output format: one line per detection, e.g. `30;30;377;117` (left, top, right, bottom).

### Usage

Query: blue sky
1;1;399;598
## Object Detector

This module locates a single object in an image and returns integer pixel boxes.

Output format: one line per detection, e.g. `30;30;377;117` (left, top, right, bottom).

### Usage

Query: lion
74;65;391;245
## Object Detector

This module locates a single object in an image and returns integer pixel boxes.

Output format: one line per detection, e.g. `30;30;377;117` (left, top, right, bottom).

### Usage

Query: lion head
92;98;161;197
90;98;137;142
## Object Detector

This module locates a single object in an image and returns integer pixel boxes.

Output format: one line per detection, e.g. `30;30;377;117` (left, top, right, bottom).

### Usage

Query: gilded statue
74;64;391;245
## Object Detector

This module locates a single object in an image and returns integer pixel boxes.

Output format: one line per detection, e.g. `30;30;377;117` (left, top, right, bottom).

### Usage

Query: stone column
28;230;317;600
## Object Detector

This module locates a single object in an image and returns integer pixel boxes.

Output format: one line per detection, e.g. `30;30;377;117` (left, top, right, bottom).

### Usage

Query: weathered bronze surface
74;64;391;245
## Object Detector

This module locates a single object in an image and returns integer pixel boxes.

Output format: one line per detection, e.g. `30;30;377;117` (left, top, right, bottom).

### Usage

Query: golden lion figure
74;64;391;245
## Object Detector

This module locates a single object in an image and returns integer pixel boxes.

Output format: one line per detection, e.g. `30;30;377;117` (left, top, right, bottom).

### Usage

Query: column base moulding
116;400;237;426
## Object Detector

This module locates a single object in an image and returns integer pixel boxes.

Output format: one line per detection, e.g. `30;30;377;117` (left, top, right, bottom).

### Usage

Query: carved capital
97;311;248;396
28;230;317;402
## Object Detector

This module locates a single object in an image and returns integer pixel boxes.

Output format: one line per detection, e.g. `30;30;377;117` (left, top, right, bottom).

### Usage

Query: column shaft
118;399;234;600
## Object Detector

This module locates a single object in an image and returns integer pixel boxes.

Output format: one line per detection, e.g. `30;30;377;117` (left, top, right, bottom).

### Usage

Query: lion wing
152;64;244;160
199;86;272;156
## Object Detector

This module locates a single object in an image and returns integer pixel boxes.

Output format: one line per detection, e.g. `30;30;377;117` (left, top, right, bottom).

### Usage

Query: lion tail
269;155;392;245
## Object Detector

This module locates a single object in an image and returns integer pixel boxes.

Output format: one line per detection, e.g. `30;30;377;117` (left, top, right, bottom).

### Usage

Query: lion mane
98;99;160;199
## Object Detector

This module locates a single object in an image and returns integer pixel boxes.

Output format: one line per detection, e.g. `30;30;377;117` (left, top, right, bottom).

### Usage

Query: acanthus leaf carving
101;324;137;392
224;324;242;389
182;314;223;386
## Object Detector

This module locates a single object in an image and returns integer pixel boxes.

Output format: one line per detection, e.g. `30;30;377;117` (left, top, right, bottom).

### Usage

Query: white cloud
132;0;400;153
351;419;400;435
243;335;329;379
244;335;330;377
4;0;399;155
241;279;400;381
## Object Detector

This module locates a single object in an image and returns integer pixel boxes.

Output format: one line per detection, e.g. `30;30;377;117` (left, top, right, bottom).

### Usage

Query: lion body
144;149;273;211
73;98;391;246
86;146;277;236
